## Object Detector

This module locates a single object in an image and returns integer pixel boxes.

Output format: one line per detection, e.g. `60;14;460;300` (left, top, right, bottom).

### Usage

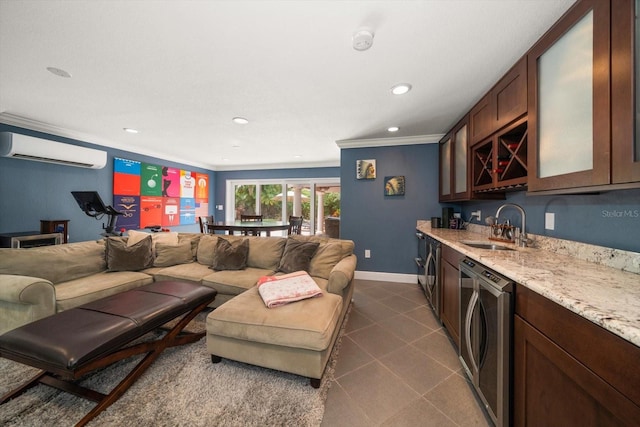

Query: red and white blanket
257;271;323;308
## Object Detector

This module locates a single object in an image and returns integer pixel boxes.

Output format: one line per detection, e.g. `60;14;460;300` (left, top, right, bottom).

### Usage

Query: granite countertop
416;222;640;348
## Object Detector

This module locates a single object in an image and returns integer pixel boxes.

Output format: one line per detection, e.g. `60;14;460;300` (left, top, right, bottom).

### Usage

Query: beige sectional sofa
0;231;356;384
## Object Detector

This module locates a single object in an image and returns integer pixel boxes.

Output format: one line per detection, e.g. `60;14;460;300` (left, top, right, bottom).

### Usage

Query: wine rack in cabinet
472;117;528;193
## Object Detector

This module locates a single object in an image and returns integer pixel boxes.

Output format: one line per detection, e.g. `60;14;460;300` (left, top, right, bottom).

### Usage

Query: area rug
0;305;350;426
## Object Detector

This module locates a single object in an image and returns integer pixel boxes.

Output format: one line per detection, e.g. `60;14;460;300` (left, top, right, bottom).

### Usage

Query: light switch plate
545;212;555;230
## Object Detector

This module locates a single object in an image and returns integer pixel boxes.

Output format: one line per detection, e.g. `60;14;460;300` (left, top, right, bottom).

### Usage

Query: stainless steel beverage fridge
459;258;513;427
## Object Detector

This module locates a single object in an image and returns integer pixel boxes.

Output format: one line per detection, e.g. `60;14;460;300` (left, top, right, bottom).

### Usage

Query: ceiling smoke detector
352;29;374;51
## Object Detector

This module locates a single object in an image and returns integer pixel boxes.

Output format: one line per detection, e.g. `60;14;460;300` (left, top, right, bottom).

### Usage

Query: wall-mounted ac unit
0;132;107;169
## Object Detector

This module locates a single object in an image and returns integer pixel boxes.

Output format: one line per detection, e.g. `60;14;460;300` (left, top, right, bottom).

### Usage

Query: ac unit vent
0;132;107;169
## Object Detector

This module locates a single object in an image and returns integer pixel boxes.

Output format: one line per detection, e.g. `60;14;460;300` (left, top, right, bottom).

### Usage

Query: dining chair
240;214;263;235
198;215;215;234
288;216;303;235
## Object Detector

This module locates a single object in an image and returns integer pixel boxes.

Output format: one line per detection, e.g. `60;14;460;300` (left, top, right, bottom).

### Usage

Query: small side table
41;220;70;243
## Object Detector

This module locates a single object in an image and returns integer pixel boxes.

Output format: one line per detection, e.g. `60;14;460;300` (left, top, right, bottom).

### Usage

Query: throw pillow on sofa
154;241;194;267
211;237;250;271
308;242;343;279
277;238;320;274
106;235;154;272
196;234;219;265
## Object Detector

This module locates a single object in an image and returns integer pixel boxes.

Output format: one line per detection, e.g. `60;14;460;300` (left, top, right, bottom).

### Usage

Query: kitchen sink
461;241;515;251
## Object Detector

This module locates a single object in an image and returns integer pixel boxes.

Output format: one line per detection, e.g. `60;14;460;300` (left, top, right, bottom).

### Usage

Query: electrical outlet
545;212;555;230
364;249;371;259
216;205;224;211
471;210;482;222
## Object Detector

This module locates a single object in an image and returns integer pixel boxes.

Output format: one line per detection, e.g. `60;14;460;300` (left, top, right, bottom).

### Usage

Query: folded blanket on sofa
257;271;323;308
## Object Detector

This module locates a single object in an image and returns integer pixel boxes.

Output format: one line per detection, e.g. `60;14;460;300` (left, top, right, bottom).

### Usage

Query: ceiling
0;0;576;171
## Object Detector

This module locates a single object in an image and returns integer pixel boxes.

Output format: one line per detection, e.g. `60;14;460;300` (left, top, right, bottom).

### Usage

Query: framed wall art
356;159;376;179
384;176;405;196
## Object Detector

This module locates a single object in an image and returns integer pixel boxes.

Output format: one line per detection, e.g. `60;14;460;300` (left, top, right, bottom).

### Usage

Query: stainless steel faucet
495;203;530;247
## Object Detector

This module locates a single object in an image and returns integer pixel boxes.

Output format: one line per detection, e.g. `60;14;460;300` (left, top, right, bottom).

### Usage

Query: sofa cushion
106;236;154;272
309;242;343;279
207;286;342;351
211;238;249;271
0;240;106;284
152;262;215;284
202;267;274;296
277;239;319;274
54;271;153;312
290;235;354;259
246;236;286;270
127;229;179;250
154;241;194;267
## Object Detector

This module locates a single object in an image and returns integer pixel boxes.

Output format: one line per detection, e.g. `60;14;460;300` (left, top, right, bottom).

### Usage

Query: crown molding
335;133;444;149
0;112;218;170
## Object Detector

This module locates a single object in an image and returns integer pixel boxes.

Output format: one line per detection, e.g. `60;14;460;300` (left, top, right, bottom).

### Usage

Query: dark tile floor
321;279;492;427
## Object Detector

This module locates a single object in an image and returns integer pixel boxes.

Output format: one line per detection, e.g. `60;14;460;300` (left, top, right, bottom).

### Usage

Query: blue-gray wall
459;189;640;253
1;122;638;270
0;124;214;242
341;144;445;274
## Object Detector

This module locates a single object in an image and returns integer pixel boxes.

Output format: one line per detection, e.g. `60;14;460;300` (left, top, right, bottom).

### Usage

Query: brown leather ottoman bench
0;280;217;426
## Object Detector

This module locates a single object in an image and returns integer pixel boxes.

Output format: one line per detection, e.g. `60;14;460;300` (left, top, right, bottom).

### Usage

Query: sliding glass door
227;178;340;236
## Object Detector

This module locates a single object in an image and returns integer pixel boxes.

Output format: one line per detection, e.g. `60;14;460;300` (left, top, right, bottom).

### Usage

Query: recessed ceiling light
123;128;139;134
46;67;72;78
387;126;400;132
232;117;249;125
391;83;412;95
294;155;302;158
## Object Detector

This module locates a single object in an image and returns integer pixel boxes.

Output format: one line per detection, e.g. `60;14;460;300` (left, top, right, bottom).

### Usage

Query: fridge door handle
464;290;479;374
425;252;435;286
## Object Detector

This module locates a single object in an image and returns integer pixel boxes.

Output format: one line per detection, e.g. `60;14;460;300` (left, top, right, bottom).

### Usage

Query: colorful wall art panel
113;157;209;231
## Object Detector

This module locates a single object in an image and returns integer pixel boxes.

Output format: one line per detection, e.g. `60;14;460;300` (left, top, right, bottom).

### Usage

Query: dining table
206;220;289;236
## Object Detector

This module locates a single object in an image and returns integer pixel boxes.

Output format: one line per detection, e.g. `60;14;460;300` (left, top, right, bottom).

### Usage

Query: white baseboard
354;271;418;284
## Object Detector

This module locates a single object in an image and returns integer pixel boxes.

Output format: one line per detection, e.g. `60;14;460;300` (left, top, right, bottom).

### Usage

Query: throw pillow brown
211;238;249;271
106;235;153;272
154;241;194;267
277;238;320;274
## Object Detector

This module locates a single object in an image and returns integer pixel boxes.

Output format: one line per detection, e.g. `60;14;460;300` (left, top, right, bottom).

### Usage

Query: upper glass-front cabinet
528;0;611;192
529;0;640;192
439;115;471;201
611;0;640;183
439;135;452;200
454;124;468;195
537;10;594;179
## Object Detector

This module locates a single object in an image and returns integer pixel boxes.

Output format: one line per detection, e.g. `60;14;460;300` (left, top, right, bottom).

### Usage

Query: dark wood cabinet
514;285;640;426
40;219;69;243
469;94;493;145
611;0;640;184
439;116;470;202
470;56;527;146
472;116;528;193
440;244;463;348
527;0;640;193
439;115;504;202
494;57;528;131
